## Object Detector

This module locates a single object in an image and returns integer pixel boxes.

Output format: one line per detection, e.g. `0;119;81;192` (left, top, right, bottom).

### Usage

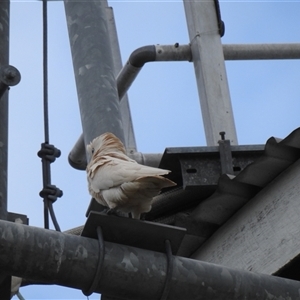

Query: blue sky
8;0;300;299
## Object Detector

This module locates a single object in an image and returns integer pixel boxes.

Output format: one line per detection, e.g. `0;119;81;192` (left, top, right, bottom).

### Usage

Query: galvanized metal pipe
113;42;300;103
68;44;191;169
105;5;137;153
0;1;12;297
64;0;125;154
0;0;9;222
223;43;300;60
69;141;162;170
1;219;300;299
116;44;192;101
68;41;300;169
114;42;300;103
184;0;238;146
68;135;87;170
128;151;162;168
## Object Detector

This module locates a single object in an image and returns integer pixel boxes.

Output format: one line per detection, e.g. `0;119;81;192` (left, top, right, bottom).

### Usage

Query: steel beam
184;0;238;146
1;219;300;299
64;0;125;155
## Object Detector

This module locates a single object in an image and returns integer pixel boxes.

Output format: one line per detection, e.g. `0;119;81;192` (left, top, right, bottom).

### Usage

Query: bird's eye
91;148;95;154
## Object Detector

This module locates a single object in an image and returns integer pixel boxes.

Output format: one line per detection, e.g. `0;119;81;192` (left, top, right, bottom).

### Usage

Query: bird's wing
121;175;176;198
88;156;173;192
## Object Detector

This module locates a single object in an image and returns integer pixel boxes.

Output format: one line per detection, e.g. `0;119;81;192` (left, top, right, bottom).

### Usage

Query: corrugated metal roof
149;127;300;257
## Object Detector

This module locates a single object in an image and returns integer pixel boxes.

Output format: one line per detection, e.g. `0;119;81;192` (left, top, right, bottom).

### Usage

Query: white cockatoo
86;132;176;219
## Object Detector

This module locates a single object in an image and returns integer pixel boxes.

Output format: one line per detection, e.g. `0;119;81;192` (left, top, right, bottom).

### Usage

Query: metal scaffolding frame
68;41;300;171
2;0;300;299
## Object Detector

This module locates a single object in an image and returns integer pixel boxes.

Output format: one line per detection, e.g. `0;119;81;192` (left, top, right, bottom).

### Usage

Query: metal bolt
219;131;226;140
5;69;17;80
0;65;21;87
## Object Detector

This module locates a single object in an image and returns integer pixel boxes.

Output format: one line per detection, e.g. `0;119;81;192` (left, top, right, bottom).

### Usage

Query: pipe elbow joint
129;45;156;68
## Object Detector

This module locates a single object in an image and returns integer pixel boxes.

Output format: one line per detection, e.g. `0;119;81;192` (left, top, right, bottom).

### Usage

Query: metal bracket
159;145;265;190
82;211;186;255
38;143;61;163
218;131;234;175
213;0;225;37
8;212;29;225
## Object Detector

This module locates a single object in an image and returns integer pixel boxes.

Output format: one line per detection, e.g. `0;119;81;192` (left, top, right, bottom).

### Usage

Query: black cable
42;0;49;230
38;0;62;232
48;202;61;232
42;0;49;144
160;240;174;300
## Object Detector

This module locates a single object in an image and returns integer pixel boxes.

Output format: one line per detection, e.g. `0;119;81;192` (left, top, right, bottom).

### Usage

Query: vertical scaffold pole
0;0;11;298
183;0;238;146
105;4;137;153
0;0;9;224
64;0;125;155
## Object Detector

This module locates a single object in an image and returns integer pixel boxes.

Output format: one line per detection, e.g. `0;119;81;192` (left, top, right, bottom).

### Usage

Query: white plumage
86;132;176;219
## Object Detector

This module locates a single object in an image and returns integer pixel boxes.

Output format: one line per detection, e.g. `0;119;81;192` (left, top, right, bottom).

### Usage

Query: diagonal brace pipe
69;44;192;170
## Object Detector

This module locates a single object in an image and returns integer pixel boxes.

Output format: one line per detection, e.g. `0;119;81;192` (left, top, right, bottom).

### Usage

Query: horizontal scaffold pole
1;219;300;299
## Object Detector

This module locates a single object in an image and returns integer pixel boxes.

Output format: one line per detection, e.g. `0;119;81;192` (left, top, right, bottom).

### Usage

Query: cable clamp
39;184;63;203
214;0;225;37
38;143;61;163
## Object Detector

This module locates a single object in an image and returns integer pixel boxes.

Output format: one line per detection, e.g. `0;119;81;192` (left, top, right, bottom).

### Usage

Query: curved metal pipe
69;44;192;170
68;135;87;170
69;42;300;170
68;134;162;170
128;151;162;168
117;44;192;101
